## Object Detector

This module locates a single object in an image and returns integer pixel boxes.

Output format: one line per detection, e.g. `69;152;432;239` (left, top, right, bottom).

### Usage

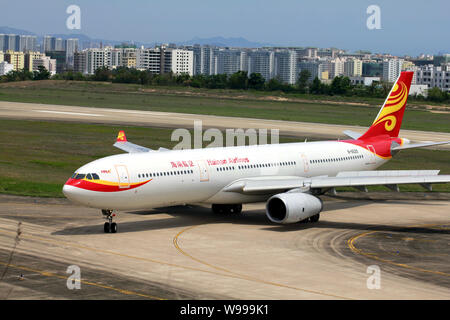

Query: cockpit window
86;173;93;180
75;174;86;180
71;173;77;179
92;173;100;180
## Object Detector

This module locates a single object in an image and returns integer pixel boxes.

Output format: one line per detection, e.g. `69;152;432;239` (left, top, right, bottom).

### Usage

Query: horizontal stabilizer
343;130;363;140
392;141;450;151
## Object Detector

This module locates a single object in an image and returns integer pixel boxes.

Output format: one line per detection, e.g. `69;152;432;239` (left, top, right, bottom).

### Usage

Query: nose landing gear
102;209;117;233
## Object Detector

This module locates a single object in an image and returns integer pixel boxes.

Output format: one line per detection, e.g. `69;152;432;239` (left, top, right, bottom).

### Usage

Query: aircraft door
300;153;309;173
115;165;130;188
197;160;210;182
366;145;377;164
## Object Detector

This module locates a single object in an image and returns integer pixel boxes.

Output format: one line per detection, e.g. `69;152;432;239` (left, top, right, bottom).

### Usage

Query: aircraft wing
113;130;153;153
223;170;450;193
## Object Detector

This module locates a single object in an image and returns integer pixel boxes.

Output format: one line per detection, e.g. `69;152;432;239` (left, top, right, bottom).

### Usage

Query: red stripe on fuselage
64;178;151;192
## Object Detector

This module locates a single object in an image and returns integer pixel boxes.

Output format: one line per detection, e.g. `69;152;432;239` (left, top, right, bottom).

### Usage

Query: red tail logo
359;71;413;140
116;130;127;142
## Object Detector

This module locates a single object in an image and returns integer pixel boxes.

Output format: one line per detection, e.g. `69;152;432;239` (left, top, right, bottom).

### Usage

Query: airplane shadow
52;200;449;236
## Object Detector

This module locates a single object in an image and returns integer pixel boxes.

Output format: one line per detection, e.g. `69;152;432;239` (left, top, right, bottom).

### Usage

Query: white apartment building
274;50;298;84
213;49;242;76
86;48;110;74
415;64;450;92
0;61;14;75
170;49;194;76
382;59;403;82
246;50;274;81
136;48;162;73
298;61;320;81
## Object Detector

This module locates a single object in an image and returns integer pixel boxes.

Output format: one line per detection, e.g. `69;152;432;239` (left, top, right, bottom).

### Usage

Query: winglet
117;130;127;142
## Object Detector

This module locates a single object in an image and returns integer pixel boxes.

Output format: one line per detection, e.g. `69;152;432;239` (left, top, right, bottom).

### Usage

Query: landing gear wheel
212;204;242;214
230;204;242;214
102;209;117;233
309;214;320;223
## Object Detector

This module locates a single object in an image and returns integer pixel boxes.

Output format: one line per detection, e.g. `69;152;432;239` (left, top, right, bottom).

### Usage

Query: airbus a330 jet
63;71;450;233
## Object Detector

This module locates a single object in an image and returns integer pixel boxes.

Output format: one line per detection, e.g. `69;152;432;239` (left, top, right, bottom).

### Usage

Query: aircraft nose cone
62;183;74;199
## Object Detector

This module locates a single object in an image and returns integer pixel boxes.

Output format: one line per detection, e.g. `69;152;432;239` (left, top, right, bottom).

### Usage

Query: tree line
1;66;449;103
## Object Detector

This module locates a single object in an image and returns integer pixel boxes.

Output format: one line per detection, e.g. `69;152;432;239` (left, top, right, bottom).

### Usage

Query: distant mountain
179;36;274;48
0;26;37;35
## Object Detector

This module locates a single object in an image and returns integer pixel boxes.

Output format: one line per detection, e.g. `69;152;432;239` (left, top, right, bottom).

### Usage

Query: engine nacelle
265;192;323;224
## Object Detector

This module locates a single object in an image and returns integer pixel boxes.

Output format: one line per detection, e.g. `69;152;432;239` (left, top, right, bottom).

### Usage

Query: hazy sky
2;0;449;55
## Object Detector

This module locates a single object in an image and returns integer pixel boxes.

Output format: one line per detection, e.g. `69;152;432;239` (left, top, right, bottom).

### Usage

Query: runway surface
0;194;449;300
0;101;449;149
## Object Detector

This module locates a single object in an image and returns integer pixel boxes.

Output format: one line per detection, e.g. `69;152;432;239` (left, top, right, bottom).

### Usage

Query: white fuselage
63;140;387;210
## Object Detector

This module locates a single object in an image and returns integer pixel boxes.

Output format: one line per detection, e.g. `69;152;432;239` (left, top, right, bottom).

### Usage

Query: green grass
0;118;449;198
0;81;449;132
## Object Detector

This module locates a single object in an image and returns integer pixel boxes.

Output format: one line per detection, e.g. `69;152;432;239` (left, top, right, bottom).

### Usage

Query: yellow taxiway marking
173;224;354;300
0;260;164;300
347;224;450;277
0;225;352;299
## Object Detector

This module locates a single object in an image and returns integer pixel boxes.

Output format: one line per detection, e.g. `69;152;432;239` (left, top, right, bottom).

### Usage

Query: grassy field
0;80;449;132
0;119;449;198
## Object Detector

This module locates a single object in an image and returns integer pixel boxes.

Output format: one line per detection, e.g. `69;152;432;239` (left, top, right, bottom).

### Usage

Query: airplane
63;71;450;233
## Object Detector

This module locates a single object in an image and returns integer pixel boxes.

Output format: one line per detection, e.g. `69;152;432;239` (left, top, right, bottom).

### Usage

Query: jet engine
265;192;323;224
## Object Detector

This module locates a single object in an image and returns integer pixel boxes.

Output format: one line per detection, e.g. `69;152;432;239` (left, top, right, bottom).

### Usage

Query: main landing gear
102;209;117;233
211;204;242;215
299;213;320;224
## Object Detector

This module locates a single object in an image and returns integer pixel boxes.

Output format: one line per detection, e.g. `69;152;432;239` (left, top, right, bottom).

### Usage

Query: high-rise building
121;48;137;68
19;35;37;51
4;50;25;71
247;50;274;81
415;64;450;92
169;49;193;75
43;36;56;52
382;59;403;82
362;61;383;77
0;34;6;51
46;51;67;74
25;51;56;75
65;38;79;69
136;48;162;73
74;51;87;74
274;50;298;84
214;49;242;76
7;35;19;51
344;59;362;77
298;61;320;81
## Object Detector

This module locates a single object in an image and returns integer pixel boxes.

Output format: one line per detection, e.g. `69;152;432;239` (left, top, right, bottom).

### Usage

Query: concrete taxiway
0;101;449;149
0;194;449;300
